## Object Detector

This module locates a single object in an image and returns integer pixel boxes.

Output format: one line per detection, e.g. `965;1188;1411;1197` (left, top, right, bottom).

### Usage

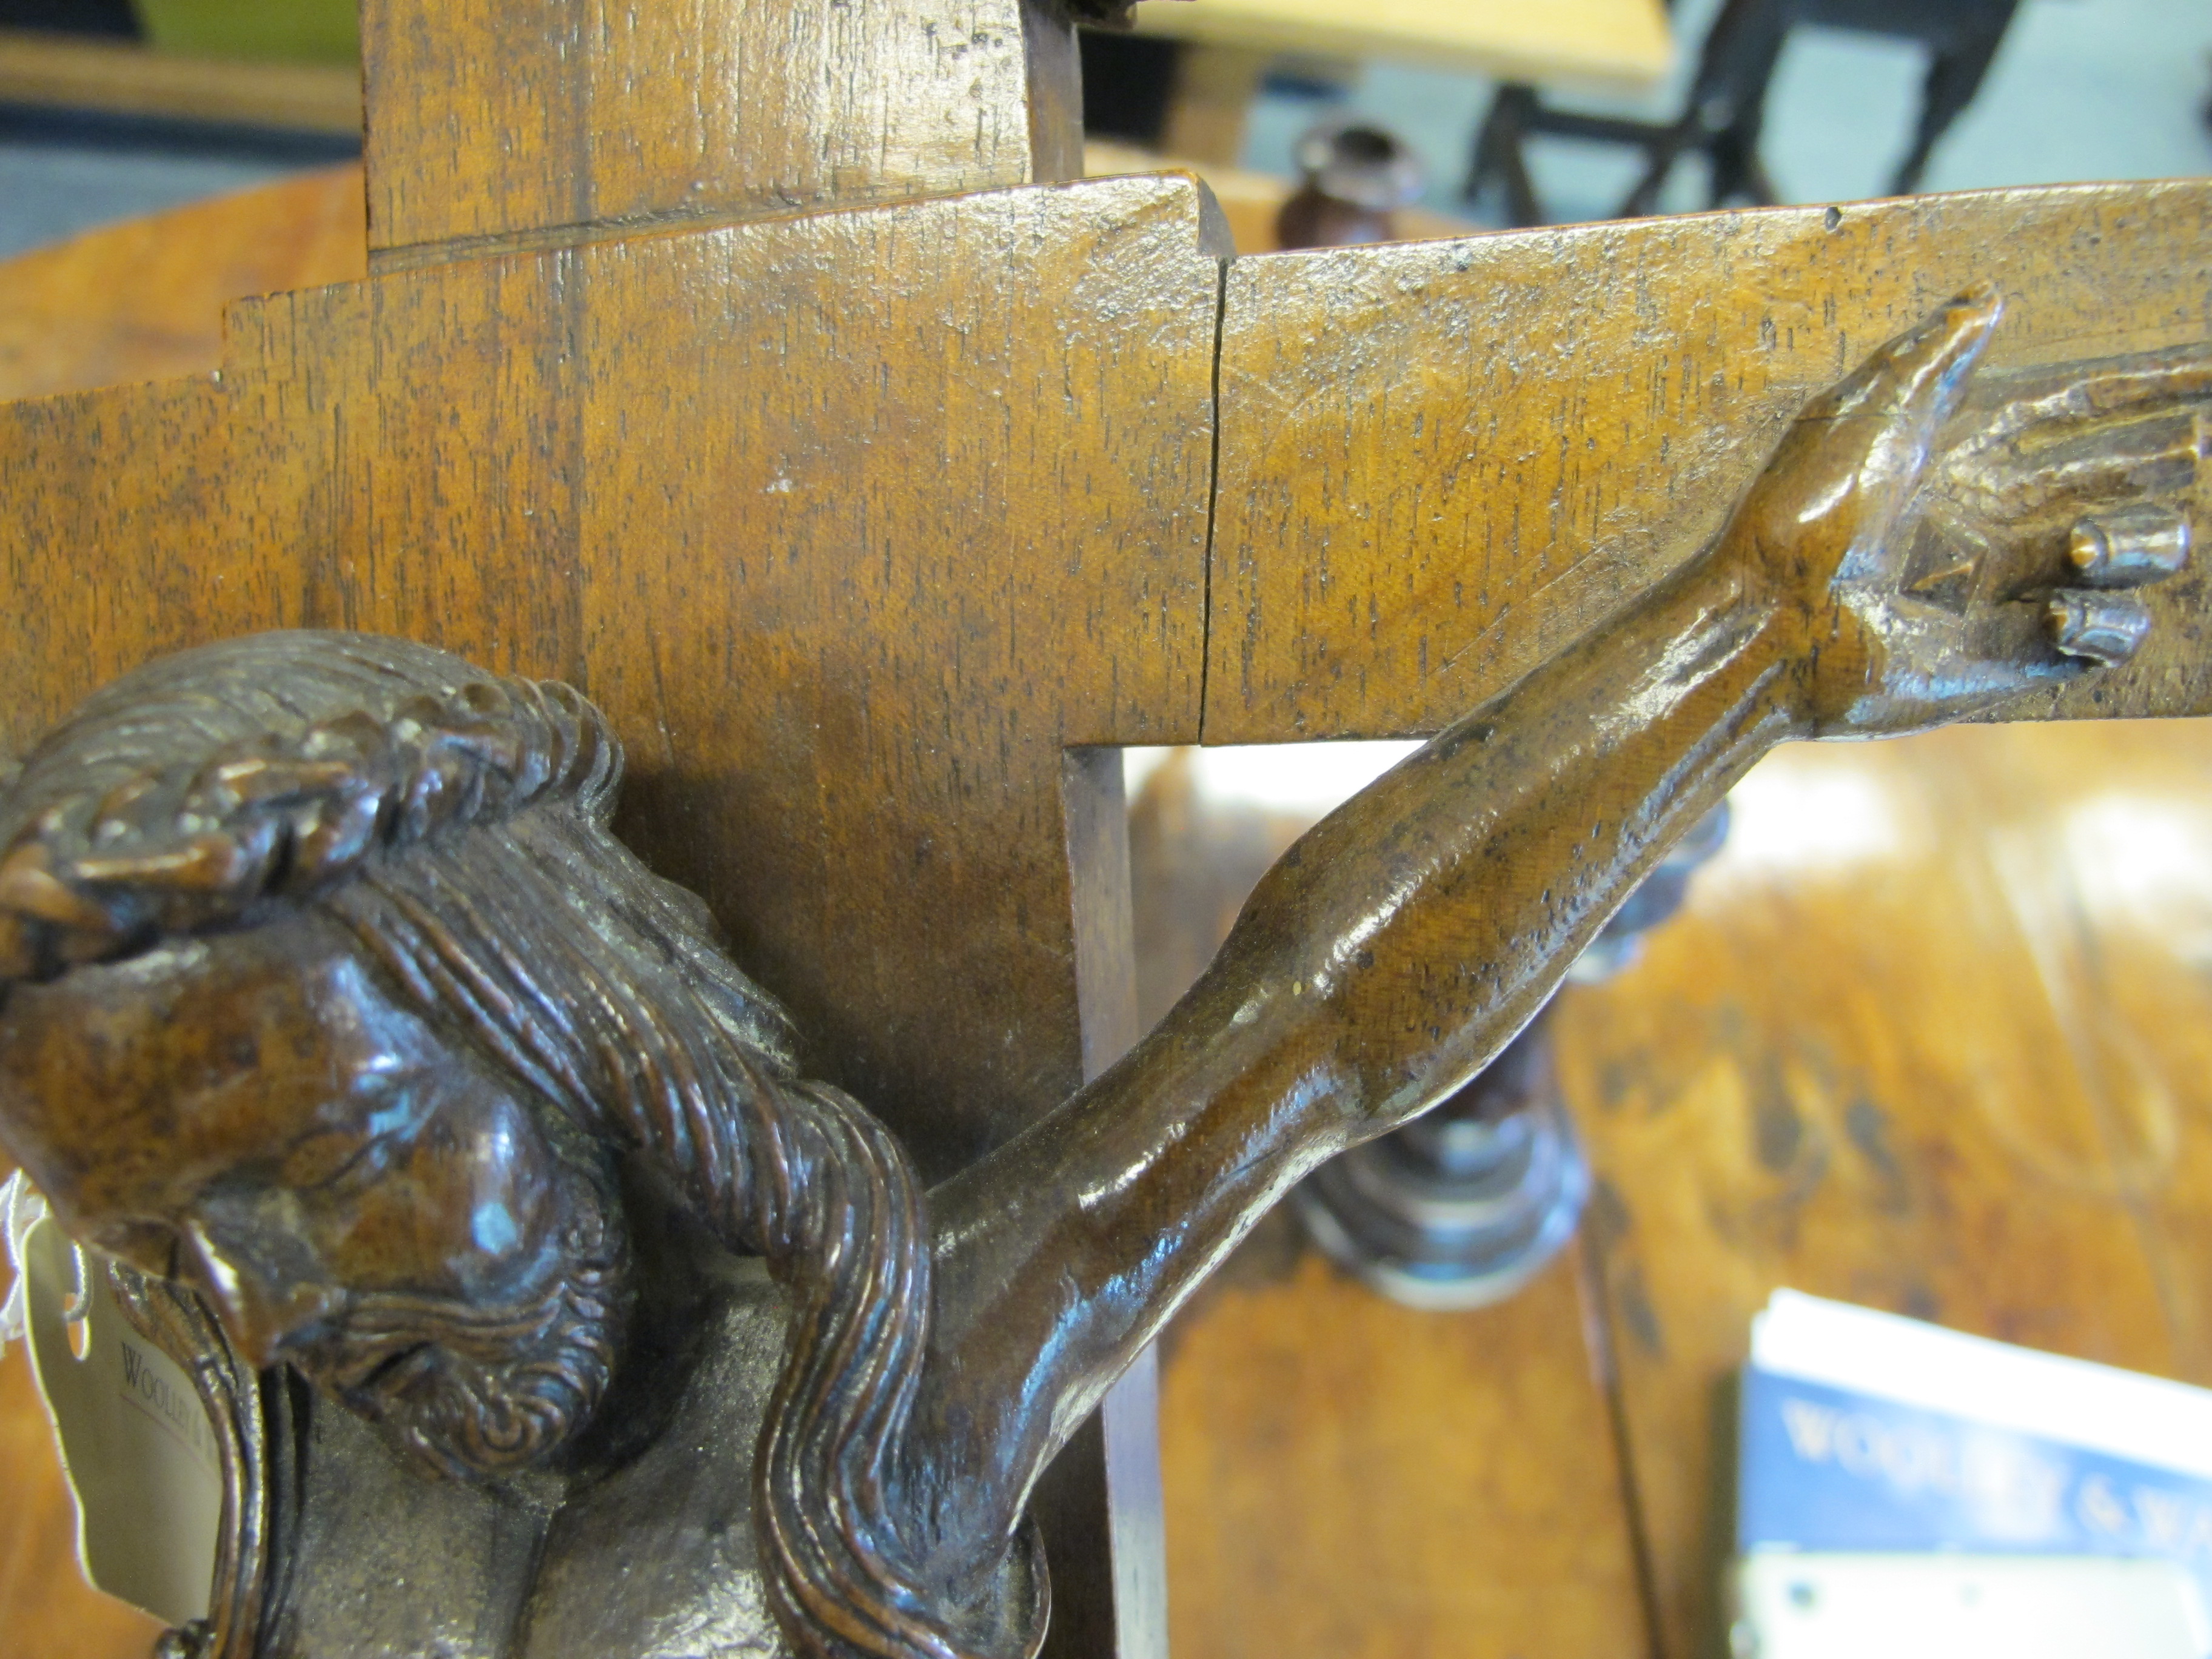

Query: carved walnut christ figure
0;293;2202;1657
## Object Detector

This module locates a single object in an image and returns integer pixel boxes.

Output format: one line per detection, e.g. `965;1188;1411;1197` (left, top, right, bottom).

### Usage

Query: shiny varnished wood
920;289;2200;1597
0;155;1190;1659
0;153;1221;1659
1208;182;2212;742
1132;756;1654;1659
0;173;1222;1179
1127;759;1650;1659
4;290;2196;1657
2;5;2211;1653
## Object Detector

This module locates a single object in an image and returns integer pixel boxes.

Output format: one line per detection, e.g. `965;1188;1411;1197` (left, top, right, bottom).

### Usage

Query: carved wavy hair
0;632;1040;1659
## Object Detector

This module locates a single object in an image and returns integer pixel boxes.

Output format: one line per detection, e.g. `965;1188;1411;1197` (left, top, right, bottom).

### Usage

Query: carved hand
1721;287;2204;737
920;287;2212;1562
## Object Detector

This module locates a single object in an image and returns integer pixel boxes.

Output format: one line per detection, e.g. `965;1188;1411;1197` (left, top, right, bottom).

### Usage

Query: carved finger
2068;504;2193;589
1959;346;2212;454
1993;405;2203;507
1799;284;2003;428
2046;592;2154;666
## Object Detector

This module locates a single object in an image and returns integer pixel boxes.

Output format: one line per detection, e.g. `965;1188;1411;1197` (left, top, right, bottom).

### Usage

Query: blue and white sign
1740;1292;2212;1607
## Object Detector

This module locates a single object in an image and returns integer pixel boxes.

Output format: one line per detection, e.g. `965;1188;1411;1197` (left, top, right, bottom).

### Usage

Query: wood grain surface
1161;1242;1649;1659
1562;717;2212;1658
0;171;1225;1659
363;0;1084;266
1207;180;2212;743
0;173;1222;1176
6;68;2212;1659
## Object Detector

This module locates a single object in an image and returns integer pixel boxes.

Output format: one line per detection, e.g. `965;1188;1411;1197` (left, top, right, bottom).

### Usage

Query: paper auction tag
21;1216;221;1626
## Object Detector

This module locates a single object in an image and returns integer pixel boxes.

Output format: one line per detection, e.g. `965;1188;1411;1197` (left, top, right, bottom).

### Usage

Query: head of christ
0;632;960;1657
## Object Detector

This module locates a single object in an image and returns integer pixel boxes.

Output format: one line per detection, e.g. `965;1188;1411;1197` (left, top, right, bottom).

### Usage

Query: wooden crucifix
0;2;2208;1657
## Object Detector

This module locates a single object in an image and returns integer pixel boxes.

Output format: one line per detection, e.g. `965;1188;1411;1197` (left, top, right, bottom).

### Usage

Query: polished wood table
7;166;2212;1659
1140;714;2212;1658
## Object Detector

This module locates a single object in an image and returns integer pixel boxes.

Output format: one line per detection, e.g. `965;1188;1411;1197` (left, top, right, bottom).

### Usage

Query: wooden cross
1;2;2207;1652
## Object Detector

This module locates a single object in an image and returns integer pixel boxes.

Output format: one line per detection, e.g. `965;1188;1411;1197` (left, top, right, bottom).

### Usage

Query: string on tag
1;1171;92;1354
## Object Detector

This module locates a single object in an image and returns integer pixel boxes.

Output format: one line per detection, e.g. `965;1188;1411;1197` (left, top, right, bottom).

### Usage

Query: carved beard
297;1201;628;1481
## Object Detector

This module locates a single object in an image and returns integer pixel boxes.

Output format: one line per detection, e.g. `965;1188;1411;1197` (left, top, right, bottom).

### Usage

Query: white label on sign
21;1216;221;1627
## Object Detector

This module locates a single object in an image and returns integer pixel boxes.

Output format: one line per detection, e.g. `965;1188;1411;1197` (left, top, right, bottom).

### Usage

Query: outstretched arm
909;289;2195;1557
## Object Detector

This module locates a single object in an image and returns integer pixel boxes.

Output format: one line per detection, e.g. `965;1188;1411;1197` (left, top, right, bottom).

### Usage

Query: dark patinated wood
921;290;2205;1563
0;169;1223;1184
1124;757;1651;1659
1;0;2211;1652
1208;181;2212;743
0;172;1224;1659
0;0;1201;1641
1;292;2199;1659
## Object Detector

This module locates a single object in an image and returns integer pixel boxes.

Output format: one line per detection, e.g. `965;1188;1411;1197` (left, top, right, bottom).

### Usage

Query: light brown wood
361;0;1085;266
0;166;366;401
1132;0;1673;88
1161;1245;1647;1659
1135;716;2212;1658
1563;716;2212;1658
1207;182;2212;744
0;28;361;133
0;171;1221;1179
1084;139;1477;253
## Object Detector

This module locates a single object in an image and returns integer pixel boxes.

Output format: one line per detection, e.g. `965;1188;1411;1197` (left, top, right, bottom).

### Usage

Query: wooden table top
1139;711;2212;1658
1132;0;1675;89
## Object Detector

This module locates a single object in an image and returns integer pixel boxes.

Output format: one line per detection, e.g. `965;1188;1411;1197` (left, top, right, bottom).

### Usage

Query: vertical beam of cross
341;5;1171;1655
361;0;1087;266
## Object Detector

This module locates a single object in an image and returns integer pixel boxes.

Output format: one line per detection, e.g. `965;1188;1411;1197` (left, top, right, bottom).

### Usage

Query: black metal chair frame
1466;0;2022;226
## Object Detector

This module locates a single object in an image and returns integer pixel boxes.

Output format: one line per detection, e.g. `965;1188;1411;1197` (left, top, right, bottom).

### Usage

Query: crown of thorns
0;674;618;982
